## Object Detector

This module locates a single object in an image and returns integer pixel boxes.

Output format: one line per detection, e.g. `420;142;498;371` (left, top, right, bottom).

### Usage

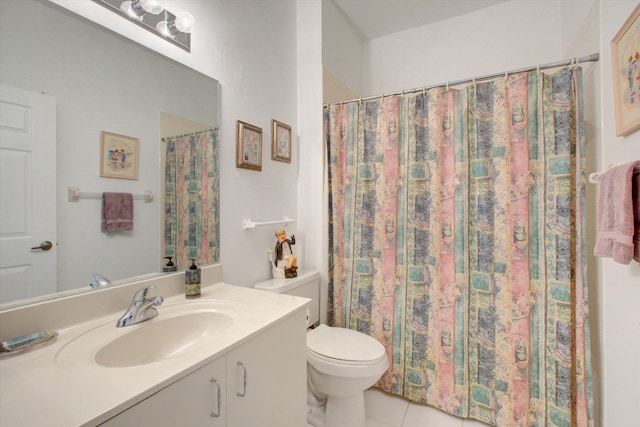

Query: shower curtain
164;129;219;270
325;68;592;426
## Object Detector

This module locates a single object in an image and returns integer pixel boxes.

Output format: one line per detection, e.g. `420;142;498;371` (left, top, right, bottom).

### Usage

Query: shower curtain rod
161;127;219;141
324;52;599;107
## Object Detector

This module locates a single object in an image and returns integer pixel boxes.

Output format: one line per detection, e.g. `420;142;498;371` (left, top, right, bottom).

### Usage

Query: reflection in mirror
161;113;219;271
0;0;220;308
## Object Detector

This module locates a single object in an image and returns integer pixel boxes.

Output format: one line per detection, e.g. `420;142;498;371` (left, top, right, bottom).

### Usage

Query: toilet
254;270;389;427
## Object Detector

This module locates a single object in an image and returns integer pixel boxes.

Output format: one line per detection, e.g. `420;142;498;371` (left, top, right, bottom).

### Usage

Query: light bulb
156;11;194;38
120;1;143;19
140;0;163;15
174;11;194;33
156;21;173;37
120;0;163;18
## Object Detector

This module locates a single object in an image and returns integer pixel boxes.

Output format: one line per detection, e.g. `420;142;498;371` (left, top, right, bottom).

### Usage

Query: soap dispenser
162;256;177;272
185;258;201;299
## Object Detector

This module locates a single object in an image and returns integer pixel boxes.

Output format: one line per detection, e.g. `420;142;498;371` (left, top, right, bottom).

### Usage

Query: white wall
296;0;326;321
598;3;640;427
361;1;564;95
322;0;364;97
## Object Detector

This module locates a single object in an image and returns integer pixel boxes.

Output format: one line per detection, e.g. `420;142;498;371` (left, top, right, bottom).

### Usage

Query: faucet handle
133;285;156;302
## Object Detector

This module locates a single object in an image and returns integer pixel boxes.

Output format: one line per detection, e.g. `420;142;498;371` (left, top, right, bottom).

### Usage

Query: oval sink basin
95;311;233;367
56;300;247;369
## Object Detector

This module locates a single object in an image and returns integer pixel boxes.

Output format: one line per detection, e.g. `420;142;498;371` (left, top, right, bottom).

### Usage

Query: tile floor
364;389;488;427
307;388;489;427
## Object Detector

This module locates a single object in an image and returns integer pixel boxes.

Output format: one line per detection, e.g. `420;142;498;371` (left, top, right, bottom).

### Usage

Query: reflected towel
593;161;640;264
101;192;133;232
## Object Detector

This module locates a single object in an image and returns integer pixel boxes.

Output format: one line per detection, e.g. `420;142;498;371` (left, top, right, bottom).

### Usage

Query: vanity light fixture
91;0;194;52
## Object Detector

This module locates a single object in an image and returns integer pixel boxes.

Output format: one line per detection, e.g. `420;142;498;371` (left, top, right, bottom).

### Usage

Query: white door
0;85;57;304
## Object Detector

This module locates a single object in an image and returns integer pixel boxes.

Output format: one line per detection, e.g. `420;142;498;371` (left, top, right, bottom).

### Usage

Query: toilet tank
254;270;320;327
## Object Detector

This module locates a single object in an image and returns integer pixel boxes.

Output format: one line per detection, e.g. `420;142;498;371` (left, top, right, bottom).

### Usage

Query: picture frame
271;120;292;163
99;131;139;180
236;120;262;171
611;4;640;136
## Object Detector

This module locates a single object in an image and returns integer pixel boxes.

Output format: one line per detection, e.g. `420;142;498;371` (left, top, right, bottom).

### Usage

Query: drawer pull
237;361;247;397
210;378;221;417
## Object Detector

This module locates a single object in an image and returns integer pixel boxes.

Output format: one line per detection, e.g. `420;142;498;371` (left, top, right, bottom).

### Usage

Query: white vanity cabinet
101;356;227;426
101;309;307;427
226;309;307;426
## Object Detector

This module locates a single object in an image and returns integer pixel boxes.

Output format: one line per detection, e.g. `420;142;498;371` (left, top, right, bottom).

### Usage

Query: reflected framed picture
236;120;262;171
271;120;291;163
611;4;640;136
99;131;139;180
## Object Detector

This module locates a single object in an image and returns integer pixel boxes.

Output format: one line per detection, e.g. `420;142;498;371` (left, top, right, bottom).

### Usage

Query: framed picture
236;120;262;171
271;120;292;163
100;131;139;179
611;4;640;136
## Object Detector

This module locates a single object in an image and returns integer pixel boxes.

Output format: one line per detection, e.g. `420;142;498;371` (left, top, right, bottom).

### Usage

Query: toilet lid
307;324;386;362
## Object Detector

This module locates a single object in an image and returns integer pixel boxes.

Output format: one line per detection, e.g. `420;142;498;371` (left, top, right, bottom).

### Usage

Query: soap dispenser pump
162;256;177;272
185;258;201;299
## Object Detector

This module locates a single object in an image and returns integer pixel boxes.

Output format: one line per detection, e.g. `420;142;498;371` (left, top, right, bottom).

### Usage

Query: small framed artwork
236;120;262;171
100;131;139;180
611;4;640;136
272;120;292;163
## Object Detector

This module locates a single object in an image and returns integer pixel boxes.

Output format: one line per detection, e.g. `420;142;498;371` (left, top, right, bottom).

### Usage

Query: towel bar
589;162;640;183
67;186;153;203
242;217;295;229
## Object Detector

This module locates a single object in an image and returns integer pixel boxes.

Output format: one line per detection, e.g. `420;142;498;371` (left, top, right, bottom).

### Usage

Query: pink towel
101;192;133;232
593;161;640;264
634;170;640;263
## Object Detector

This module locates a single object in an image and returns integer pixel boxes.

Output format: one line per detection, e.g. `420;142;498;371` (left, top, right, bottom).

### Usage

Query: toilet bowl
254;271;389;427
306;324;388;427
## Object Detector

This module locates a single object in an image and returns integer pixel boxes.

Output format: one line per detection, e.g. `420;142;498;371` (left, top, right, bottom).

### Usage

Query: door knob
31;241;53;251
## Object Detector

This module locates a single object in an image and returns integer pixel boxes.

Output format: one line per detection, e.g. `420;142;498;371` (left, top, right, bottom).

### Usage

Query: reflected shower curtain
325;68;592;426
164;129;219;269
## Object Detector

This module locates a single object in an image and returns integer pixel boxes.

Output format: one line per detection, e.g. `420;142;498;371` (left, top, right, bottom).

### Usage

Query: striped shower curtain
325;68;592;426
163;129;220;270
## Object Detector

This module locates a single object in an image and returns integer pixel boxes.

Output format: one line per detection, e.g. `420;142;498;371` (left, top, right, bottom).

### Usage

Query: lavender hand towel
593;161;640;264
101;192;133;232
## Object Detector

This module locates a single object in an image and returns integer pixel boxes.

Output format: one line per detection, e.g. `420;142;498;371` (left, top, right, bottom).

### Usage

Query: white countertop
0;282;309;427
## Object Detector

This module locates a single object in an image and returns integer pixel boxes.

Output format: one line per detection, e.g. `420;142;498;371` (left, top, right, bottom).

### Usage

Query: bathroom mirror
0;0;220;307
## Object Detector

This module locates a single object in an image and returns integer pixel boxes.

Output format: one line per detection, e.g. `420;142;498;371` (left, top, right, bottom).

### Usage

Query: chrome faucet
116;285;164;327
89;273;111;289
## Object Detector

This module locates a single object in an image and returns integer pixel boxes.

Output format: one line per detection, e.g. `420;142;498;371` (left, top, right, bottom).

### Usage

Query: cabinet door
100;356;226;426
226;309;307;427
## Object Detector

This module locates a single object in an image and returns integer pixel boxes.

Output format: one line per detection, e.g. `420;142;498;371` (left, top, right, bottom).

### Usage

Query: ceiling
332;0;510;40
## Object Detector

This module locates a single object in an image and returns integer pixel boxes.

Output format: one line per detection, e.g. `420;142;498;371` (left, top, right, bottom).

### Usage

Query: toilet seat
307;324;386;363
307;348;386;367
306;325;388;380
